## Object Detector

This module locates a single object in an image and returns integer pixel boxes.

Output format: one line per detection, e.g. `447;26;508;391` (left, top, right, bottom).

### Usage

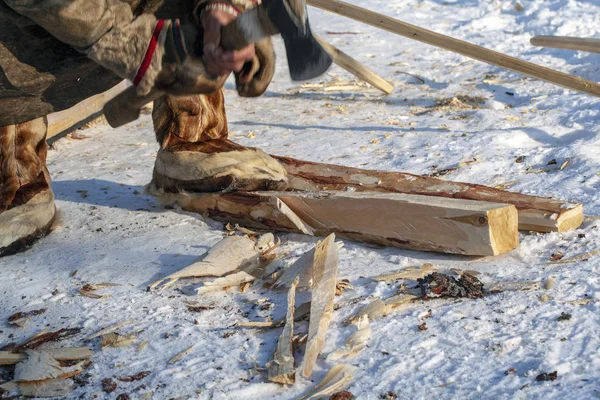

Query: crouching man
0;0;288;256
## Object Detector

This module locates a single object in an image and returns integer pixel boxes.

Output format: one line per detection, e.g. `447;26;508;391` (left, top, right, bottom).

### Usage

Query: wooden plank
315;35;394;94
302;234;338;378
307;0;600;98
154;190;518;255
531;36;600;54
47;81;128;139
274;191;518;256
275;156;583;233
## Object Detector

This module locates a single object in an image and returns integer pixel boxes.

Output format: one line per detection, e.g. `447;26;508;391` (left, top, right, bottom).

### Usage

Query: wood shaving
168;345;195;365
300;364;356;400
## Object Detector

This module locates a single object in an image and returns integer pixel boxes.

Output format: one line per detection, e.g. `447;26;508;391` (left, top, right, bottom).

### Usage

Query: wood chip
136;341;148;353
344;299;386;326
335;279;353;295
14;328;82;352
86;320;135;341
235;301;312;329
384;293;419;309
14;351;63;382
100;333;137;349
372;264;436;281
117;371;151;382
568;298;593;306
234;321;278;328
79;283;121;299
300;364;356;400
148;235;261;291
550;250;599;264
8;309;46;327
328;316;371;361
0;347;92;366
168;345;195;365
302;234;339;378
19;378;73;398
268;278;299;384
194;271;256;294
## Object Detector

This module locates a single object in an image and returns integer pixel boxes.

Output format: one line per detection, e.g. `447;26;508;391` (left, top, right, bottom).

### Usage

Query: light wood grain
268;278;298;384
307;0;600;98
273;191;519;256
302;234;338;378
531;36;600;54
47;81;128;139
315;35;394;94
0;348;93;366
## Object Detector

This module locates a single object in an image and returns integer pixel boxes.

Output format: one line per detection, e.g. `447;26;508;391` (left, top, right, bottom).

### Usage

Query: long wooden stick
531;36;600;54
315;35;394;94
307;0;600;97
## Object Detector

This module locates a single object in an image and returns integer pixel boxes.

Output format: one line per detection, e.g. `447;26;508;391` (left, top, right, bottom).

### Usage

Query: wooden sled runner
151;156;583;257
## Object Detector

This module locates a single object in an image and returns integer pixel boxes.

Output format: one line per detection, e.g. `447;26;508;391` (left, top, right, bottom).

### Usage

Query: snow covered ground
2;0;600;398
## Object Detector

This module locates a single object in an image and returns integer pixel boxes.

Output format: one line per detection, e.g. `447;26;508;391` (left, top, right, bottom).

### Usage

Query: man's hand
202;9;255;76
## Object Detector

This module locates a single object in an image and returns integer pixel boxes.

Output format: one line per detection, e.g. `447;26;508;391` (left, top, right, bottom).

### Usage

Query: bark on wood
274;191;519;256
164;190;518;256
306;0;600;98
302;234;339;378
314;35;394;94
275;156;583;233
268;278;299;384
530;36;600;54
149;190;314;235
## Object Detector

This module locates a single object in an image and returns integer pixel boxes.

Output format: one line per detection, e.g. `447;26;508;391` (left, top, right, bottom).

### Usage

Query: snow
2;0;600;398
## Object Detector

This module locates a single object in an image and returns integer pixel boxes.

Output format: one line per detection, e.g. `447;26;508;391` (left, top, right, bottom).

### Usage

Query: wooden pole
314;35;394;94
531;36;600;54
307;0;600;98
47;81;128;139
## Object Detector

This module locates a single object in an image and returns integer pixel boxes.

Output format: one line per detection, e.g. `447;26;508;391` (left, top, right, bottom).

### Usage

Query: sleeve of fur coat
4;0;187;95
193;0;276;97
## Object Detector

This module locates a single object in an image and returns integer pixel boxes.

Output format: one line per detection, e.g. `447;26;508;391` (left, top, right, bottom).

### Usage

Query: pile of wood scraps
0;329;92;398
138;230;541;398
152;155;583;258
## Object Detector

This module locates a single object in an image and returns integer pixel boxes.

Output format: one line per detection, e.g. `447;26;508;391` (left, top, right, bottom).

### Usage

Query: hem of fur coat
153;147;288;182
0;189;55;249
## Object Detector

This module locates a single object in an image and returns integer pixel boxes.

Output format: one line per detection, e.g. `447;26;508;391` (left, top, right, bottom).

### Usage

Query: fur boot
0;118;56;256
150;93;288;193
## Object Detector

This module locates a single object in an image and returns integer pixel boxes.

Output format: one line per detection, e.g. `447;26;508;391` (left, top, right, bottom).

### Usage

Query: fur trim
154;147;287;182
0;189;55;250
152;147;288;192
